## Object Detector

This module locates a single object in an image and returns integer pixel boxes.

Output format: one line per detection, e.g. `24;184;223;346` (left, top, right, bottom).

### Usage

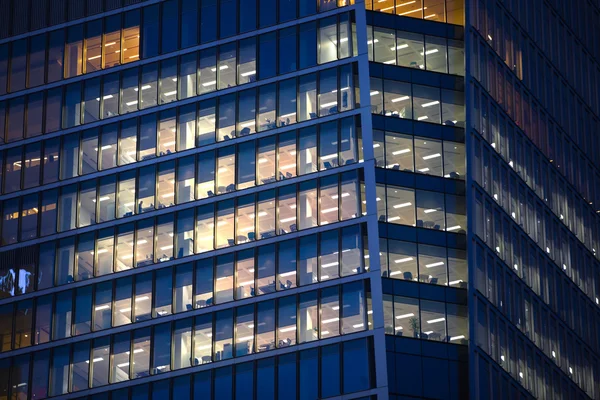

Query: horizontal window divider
0;271;372;360
0;6;358;101
378;230;467;251
381;276;468;297
374;173;466;193
0;108;362;202
368;61;466;80
0;214;369;306
371;116;467;143
54;329;376;400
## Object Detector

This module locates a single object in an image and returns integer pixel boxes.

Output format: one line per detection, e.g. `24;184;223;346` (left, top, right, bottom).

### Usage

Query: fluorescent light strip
394;257;414;264
425;261;444;268
391;148;410;155
395;313;414;320
398;6;426;16
320;101;337;108
320;153;337;160
279;326;297;333
421;100;440;108
391;96;410;103
390;44;409;50
420;49;439;56
426;317;445;324
422;153;441;160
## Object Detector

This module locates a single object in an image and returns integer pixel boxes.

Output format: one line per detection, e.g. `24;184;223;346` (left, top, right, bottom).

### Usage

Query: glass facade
0;0;597;399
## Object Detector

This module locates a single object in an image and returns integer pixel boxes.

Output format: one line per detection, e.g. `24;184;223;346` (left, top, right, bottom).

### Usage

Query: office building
0;0;597;399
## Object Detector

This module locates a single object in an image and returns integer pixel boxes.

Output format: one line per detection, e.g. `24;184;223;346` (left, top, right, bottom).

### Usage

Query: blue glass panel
256;358;275;400
259;33;276;80
277;353;296;400
321;343;341;397
214;366;233;400
235;362;254;400
181;0;199;48
200;0;217;43
142;5;159;58
259;0;276;27
299;348;318;400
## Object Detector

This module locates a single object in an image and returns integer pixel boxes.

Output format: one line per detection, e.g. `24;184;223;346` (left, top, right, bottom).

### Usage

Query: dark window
321;344;341;397
193;371;212;399
132;384;150;400
200;0;217;43
235;362;254;400
9;39;27;92
279;0;297;22
277;353;297;400
257;358;275;400
215;366;233;400
0;45;7;95
28;35;46;88
279;27;297;74
299;349;318;400
259;0;276;28
47;30;65;83
142;5;159;58
219;0;237;38
239;0;257;33
172;375;191;399
181;0;199;48
152;377;170;398
162;0;180;54
299;22;317;69
45;88;62;133
259;33;277;80
31;350;50;398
